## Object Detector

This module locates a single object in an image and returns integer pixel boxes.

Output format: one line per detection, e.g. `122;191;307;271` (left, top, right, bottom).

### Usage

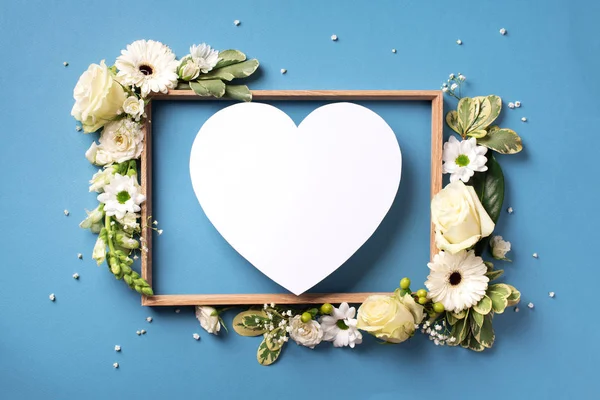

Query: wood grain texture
140;90;444;306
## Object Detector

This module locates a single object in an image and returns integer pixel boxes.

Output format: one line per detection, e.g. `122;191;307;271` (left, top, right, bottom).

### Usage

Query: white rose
71;60;127;133
195;306;221;335
490;235;511;260
288;315;323;349
85;119;144;165
431;181;494;254
178;58;201;81
92;236;107;266
89;166;116;192
356;294;423;343
122;96;145;121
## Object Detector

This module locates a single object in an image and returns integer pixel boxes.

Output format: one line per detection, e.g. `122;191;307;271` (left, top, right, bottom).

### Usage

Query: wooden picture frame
140;90;443;306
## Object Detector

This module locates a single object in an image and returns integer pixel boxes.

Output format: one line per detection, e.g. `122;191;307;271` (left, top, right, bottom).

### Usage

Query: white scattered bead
527;302;535;309
280;68;287;74
72;273;79;279
113;362;119;369
175;309;180;314
499;28;507;35
508;102;515;109
515;101;521;108
193;333;200;340
114;345;121;352
233;20;240;26
77;253;83;259
146;317;153;323
141;329;146;335
521;117;527;122
331;34;338;41
549;291;555;298
456;39;462;45
507;207;514;214
63;209;69;216
391;48;397;53
514;307;519;312
75;125;82;132
49;293;56;301
63;61;69;67
532;253;539;258
136;330;141;335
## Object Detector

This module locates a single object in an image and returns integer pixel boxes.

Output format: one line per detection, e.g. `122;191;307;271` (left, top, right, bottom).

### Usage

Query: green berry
416;289;427;298
320;303;334;315
400;277;411;290
433;302;445;313
418;297;428;305
301;312;312;323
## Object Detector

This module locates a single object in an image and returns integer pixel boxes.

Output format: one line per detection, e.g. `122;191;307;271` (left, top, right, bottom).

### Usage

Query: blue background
0;0;597;399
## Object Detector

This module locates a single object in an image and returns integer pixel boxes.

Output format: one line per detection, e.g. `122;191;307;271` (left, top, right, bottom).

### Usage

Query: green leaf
445;110;461;134
457;97;480;134
467;334;486;352
479;314;495;348
473;295;492;315
214;49;247;69
478;126;523;154
451;309;467;320
471;310;484;328
487;284;511;314
225;84;252;102
472;155;505;224
485;269;504;281
190;79;226;98
257;335;283;366
265;328;284;351
505;284;521;307
446;312;458;326
466;129;487;138
451;310;470;344
175;82;191;90
471;95;502;131
233;310;268;337
199;59;259;82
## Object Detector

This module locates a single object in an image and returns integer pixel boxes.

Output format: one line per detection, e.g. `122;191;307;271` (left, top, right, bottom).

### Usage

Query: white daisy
189;43;219;74
442;136;488;183
115;40;179;97
425;250;489;313
319;302;363;348
97;173;146;220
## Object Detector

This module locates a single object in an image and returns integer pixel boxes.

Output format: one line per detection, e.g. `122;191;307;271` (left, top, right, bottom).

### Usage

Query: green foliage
472;155;504;256
214;49;247;69
225;85;252;102
233;310;268;336
487;283;512;314
257;335;283;366
505;284;521;307
473;296;492;315
199;59;259;81
477;126;523;154
190;79;226;98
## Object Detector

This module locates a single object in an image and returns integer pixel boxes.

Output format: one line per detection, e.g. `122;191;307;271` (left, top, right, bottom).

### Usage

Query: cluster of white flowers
178;43;219;81
419;320;456;346
86;119;144;166
441;73;466;99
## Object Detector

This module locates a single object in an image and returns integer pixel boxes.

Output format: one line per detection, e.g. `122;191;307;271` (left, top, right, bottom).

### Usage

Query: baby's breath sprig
441;73;466;100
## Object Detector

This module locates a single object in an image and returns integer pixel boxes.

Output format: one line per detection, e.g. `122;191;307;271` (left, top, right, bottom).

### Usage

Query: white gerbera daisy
115;40;179;97
319;302;363;348
425;250;489;313
189;43;219;74
442;136;488;183
97;173;146;220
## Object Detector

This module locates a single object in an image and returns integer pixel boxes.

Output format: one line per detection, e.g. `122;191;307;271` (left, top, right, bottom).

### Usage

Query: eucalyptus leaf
471;95;502;131
225;84;252;102
257;336;282;366
199;59;259;82
473;295;492;315
233;310;268;337
445;110;461;135
478;126;523;154
214;49;247;69
457;97;480;134
190;79;226;98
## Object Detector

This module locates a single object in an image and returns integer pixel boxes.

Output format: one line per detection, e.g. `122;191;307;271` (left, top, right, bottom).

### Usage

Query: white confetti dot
527;302;535;309
515;101;521;108
532;253;538;258
113;362;119;368
331;34;338;41
391;48;397;53
175;309;180;314
514;307;519;312
507;207;514;214
49;293;56;301
193;333;200;340
280;68;287;74
115;345;121;352
234;20;240;26
63;61;69;66
521;117;527;122
141;329;146;335
508;102;515;109
63;209;69;216
146;317;153;323
77;253;83;259
136;330;141;335
456;39;462;45
549;291;555;298
72;273;79;279
75;126;82;132
500;28;507;35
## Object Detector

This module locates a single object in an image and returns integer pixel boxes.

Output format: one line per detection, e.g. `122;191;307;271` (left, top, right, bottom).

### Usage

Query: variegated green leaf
451;310;470;344
445;110;462;134
225;84;252;102
451;309;467;320
467;129;487;138
473;295;492;315
257;335;282;366
199;59;259;82
190;79;226;98
479;314;495;348
233;310;268;337
478;127;523;154
214;49;247;69
446;312;458;326
457;97;480;134
488;284;511;314
471;310;484;328
265;328;284;351
467;335;485;352
505;284;521;307
471;95;502;131
485;269;504;281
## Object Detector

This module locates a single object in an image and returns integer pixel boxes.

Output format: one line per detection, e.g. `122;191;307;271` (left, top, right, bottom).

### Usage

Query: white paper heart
190;102;401;295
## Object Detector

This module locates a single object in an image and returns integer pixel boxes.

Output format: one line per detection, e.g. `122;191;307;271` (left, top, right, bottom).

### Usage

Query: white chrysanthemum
425;250;489;313
442;136;488;183
97;173;146;220
115;40;179;97
319;302;362;348
190;43;219;74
